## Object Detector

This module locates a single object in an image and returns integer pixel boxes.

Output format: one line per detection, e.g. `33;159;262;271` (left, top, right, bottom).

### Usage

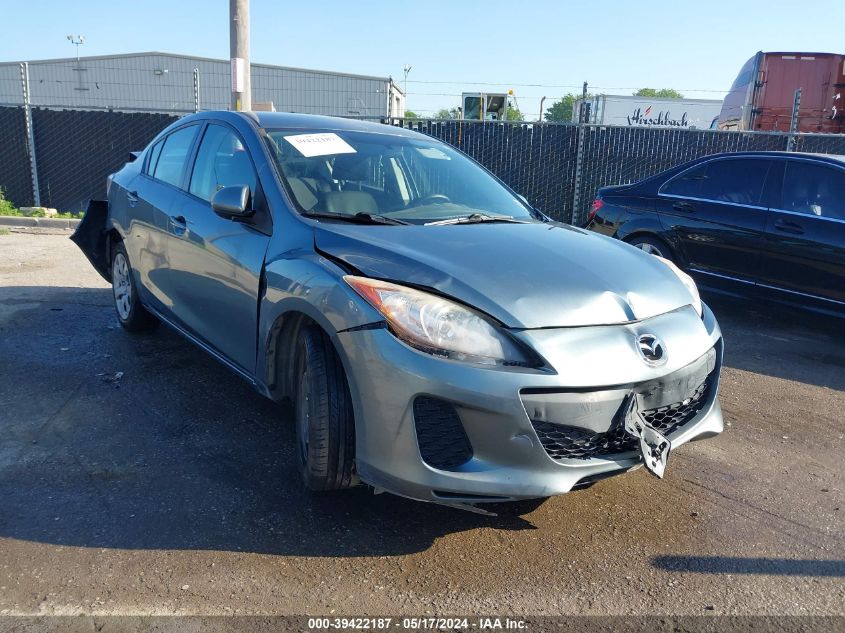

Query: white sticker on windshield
284;132;357;158
415;147;451;160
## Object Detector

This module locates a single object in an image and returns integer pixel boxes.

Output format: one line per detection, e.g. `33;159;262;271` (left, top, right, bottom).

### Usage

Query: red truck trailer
718;52;845;133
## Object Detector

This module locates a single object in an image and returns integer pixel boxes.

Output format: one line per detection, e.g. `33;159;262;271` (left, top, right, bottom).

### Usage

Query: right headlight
655;256;703;317
344;275;537;367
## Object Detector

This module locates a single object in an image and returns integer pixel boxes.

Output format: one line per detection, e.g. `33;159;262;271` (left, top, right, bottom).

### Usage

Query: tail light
587;198;604;223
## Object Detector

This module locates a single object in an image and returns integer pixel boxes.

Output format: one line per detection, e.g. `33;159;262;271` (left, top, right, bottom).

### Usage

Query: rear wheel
111;242;158;333
628;235;672;261
294;326;356;491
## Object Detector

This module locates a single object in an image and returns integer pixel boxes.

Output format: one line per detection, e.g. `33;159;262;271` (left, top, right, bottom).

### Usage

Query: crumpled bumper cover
69;199;111;282
336;303;723;504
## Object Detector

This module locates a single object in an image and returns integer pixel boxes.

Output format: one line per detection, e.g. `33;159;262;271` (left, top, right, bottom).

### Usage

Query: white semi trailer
573;94;722;129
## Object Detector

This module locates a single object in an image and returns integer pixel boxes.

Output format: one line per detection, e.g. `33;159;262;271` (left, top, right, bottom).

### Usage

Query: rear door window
189;124;257;202
151;125;199;188
781;161;845;220
698;159;770;206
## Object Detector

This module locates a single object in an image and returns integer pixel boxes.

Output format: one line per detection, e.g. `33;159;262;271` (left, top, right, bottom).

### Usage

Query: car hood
314;222;694;329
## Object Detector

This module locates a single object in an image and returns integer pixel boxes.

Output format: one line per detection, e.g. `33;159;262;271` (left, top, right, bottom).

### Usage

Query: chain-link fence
571;125;795;224
31;109;179;212
0;106;33;207
3;105;845;221
387;118;845;224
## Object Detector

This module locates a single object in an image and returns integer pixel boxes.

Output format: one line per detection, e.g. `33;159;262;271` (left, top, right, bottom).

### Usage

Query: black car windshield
264;128;535;224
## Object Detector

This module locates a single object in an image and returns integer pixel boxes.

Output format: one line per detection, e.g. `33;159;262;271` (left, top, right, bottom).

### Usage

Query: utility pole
579;81;588;123
20;63;40;207
229;0;251;111
787;88;801;151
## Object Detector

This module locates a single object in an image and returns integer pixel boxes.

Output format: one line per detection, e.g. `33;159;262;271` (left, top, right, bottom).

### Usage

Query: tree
544;93;591;123
433;107;461;119
634;88;685;99
403;110;420;119
505;105;523;121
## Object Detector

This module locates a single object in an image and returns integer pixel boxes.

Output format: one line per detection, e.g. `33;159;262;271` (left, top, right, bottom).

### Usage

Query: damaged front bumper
335;303;723;507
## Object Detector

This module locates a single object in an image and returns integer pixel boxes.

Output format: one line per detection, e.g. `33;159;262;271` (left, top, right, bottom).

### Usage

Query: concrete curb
0;216;81;229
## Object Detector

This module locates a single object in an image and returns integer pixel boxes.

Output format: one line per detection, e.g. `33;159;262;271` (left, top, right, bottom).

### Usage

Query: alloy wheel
636;242;664;257
112;252;132;320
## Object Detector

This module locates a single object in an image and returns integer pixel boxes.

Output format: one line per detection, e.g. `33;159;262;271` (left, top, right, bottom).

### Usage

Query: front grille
641;378;710;435
413;396;473;470
531;422;636;461
531;377;712;461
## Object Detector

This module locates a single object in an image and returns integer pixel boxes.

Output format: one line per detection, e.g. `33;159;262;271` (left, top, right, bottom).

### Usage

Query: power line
406;91;727;100
406;79;729;94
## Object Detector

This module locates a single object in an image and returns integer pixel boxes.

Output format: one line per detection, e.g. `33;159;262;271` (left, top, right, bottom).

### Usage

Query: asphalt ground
0;231;842;617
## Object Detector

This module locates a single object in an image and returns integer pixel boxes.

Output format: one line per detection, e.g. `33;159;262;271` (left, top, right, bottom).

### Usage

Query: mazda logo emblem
637;334;667;365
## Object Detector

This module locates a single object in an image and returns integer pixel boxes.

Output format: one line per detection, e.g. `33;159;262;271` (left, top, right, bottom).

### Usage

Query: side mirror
211;185;253;218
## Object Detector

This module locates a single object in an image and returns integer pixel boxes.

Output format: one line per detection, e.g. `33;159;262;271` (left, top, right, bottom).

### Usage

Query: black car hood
314;221;693;329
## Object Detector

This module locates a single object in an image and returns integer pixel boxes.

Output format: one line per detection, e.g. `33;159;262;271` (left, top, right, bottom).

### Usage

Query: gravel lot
0;231;842;617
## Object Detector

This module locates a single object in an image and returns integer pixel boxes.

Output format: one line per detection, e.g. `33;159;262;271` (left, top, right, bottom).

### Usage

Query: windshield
264;128;535;224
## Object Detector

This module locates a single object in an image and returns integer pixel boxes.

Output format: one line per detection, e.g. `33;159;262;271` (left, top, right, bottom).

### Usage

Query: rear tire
294;325;356;491
111;242;158;333
628;235;672;261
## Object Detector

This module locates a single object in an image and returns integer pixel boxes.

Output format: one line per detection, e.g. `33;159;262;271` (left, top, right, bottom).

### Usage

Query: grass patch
0;189;83;218
0;228;10;236
0;188;20;215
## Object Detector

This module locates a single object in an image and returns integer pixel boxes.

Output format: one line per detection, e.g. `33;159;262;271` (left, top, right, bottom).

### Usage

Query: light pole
403;64;412;97
66;35;85;63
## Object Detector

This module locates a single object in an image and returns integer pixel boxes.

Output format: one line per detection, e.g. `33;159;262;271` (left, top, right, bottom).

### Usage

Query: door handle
773;219;804;235
672;201;694;212
169;215;188;234
126;190;138;207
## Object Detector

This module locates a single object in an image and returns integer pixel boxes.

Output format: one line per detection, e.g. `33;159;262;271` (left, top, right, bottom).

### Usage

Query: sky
2;0;844;118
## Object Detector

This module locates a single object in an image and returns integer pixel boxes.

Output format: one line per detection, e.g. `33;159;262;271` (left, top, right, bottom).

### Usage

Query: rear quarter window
662;163;707;198
146;140;164;176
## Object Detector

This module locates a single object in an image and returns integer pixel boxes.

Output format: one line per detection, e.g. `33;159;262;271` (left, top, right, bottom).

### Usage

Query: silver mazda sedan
73;111;723;514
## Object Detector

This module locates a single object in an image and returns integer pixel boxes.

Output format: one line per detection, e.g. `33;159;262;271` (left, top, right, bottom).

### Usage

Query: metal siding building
0;52;404;117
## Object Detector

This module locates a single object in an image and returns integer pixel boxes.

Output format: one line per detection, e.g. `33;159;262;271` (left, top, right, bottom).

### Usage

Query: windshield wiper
424;213;532;226
301;211;410;226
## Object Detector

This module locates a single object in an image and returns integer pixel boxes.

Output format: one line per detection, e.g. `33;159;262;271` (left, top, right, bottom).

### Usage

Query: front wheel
294;326;356;491
111;242;158;333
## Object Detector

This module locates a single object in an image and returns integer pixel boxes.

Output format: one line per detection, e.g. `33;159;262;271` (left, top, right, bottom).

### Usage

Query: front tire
294;326;356;491
111;242;158;333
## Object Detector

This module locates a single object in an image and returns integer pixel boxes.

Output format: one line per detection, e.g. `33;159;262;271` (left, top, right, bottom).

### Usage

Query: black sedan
586;151;845;317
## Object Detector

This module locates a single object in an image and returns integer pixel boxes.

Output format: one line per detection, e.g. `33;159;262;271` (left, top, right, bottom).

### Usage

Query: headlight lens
655;257;703;316
344;275;533;366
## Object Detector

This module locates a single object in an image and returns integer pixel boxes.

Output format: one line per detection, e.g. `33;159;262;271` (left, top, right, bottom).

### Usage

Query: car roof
249;111;422;138
172;110;426;141
693;150;845;165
